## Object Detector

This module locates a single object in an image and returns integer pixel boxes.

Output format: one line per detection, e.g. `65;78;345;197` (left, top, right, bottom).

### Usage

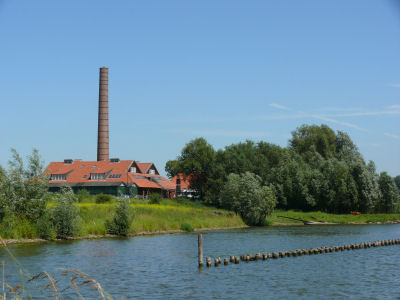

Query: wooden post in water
198;234;203;267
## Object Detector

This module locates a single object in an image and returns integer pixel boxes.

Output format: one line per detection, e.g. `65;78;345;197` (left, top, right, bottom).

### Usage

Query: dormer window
90;173;106;180
149;169;155;175
50;174;67;181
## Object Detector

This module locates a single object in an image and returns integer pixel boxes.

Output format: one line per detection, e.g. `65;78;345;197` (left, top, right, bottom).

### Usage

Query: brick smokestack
97;67;109;161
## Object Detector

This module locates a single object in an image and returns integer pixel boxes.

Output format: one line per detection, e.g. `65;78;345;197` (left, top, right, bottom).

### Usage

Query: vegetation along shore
1;124;399;244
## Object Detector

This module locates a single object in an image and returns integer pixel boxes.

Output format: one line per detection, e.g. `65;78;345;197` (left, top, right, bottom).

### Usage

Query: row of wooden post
198;234;400;268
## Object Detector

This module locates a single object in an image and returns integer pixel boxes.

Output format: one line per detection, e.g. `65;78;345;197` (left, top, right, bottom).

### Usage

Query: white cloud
269;103;289;110
385;104;400;109
384;133;400;140
387;83;400;88
311;115;367;131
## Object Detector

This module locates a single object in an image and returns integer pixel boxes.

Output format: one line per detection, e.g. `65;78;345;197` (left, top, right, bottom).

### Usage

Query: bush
0;149;48;222
149;193;162;204
220;172;277;226
52;186;80;239
105;199;133;236
180;222;194;232
76;189;91;203
36;210;55;240
95;193;113;204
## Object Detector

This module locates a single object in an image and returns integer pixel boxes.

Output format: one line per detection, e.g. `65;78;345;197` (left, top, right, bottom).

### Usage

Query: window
109;174;122;178
134;175;146;179
82;175;87;178
149;169;155;175
50;174;66;181
90;173;106;180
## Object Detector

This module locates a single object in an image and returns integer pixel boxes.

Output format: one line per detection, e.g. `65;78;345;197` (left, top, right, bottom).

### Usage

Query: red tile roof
134;162;159;175
128;173;160;189
128;173;175;190
44;159;175;191
45;160;133;183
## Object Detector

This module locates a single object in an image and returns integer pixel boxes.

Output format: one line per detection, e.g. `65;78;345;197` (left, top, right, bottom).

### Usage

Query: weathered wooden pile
201;238;400;268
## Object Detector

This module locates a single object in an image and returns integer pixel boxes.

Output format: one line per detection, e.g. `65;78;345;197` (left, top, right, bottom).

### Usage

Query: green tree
166;138;215;200
394;175;400;193
165;160;180;179
377;172;399;213
289;124;337;159
220;172;276;226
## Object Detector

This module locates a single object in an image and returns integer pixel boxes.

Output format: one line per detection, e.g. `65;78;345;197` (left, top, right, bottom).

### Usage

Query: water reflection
0;224;399;299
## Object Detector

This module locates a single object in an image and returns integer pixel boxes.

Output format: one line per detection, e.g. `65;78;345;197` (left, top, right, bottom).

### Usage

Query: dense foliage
95;193;113;204
0;148;48;222
149;193;162;204
105;199;133;236
166;124;400;215
220;172;276;226
52;186;80;239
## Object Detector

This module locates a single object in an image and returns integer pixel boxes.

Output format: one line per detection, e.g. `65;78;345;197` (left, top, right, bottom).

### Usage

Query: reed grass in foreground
0;236;113;299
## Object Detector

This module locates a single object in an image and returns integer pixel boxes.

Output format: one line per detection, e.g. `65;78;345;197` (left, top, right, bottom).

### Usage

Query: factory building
44;67;176;198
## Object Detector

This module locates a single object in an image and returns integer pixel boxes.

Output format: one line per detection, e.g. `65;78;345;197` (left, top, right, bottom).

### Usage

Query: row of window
50;174;66;181
50;173;122;181
109;174;122;178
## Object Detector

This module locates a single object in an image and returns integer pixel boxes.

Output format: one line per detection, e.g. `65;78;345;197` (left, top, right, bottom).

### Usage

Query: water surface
1;224;400;299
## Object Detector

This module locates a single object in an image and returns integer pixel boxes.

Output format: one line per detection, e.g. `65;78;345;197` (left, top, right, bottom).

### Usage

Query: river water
1;224;400;299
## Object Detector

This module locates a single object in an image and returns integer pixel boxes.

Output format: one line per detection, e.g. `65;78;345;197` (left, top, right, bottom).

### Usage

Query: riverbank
1;199;399;245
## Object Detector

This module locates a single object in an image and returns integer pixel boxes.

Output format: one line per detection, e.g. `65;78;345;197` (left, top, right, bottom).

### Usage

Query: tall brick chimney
97;67;109;161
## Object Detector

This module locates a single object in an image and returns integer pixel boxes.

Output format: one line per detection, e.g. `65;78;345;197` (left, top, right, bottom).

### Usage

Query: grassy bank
0;198;245;240
270;210;400;224
1;199;400;241
79;198;245;236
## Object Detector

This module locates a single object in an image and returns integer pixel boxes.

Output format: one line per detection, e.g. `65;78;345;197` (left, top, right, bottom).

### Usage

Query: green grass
77;198;244;236
1;199;400;241
269;210;400;224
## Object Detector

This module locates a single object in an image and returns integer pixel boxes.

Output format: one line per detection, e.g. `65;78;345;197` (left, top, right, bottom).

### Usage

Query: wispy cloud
330;109;400;117
170;129;270;138
385;104;400;110
387;83;400;88
384;133;400;140
269;103;289;110
311;115;367;131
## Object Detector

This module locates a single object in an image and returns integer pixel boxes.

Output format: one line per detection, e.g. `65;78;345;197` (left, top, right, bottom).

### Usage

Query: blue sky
0;0;399;176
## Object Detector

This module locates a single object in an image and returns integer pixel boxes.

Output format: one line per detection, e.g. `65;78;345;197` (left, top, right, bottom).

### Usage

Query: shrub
180;222;194;232
76;189;91;203
95;193;113;204
220;172;277;226
0;149;48;222
105;199;133;236
149;193;162;204
52;186;80;239
36;210;55;240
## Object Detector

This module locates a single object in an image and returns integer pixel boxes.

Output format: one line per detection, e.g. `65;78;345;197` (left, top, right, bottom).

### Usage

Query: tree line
166;124;400;218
